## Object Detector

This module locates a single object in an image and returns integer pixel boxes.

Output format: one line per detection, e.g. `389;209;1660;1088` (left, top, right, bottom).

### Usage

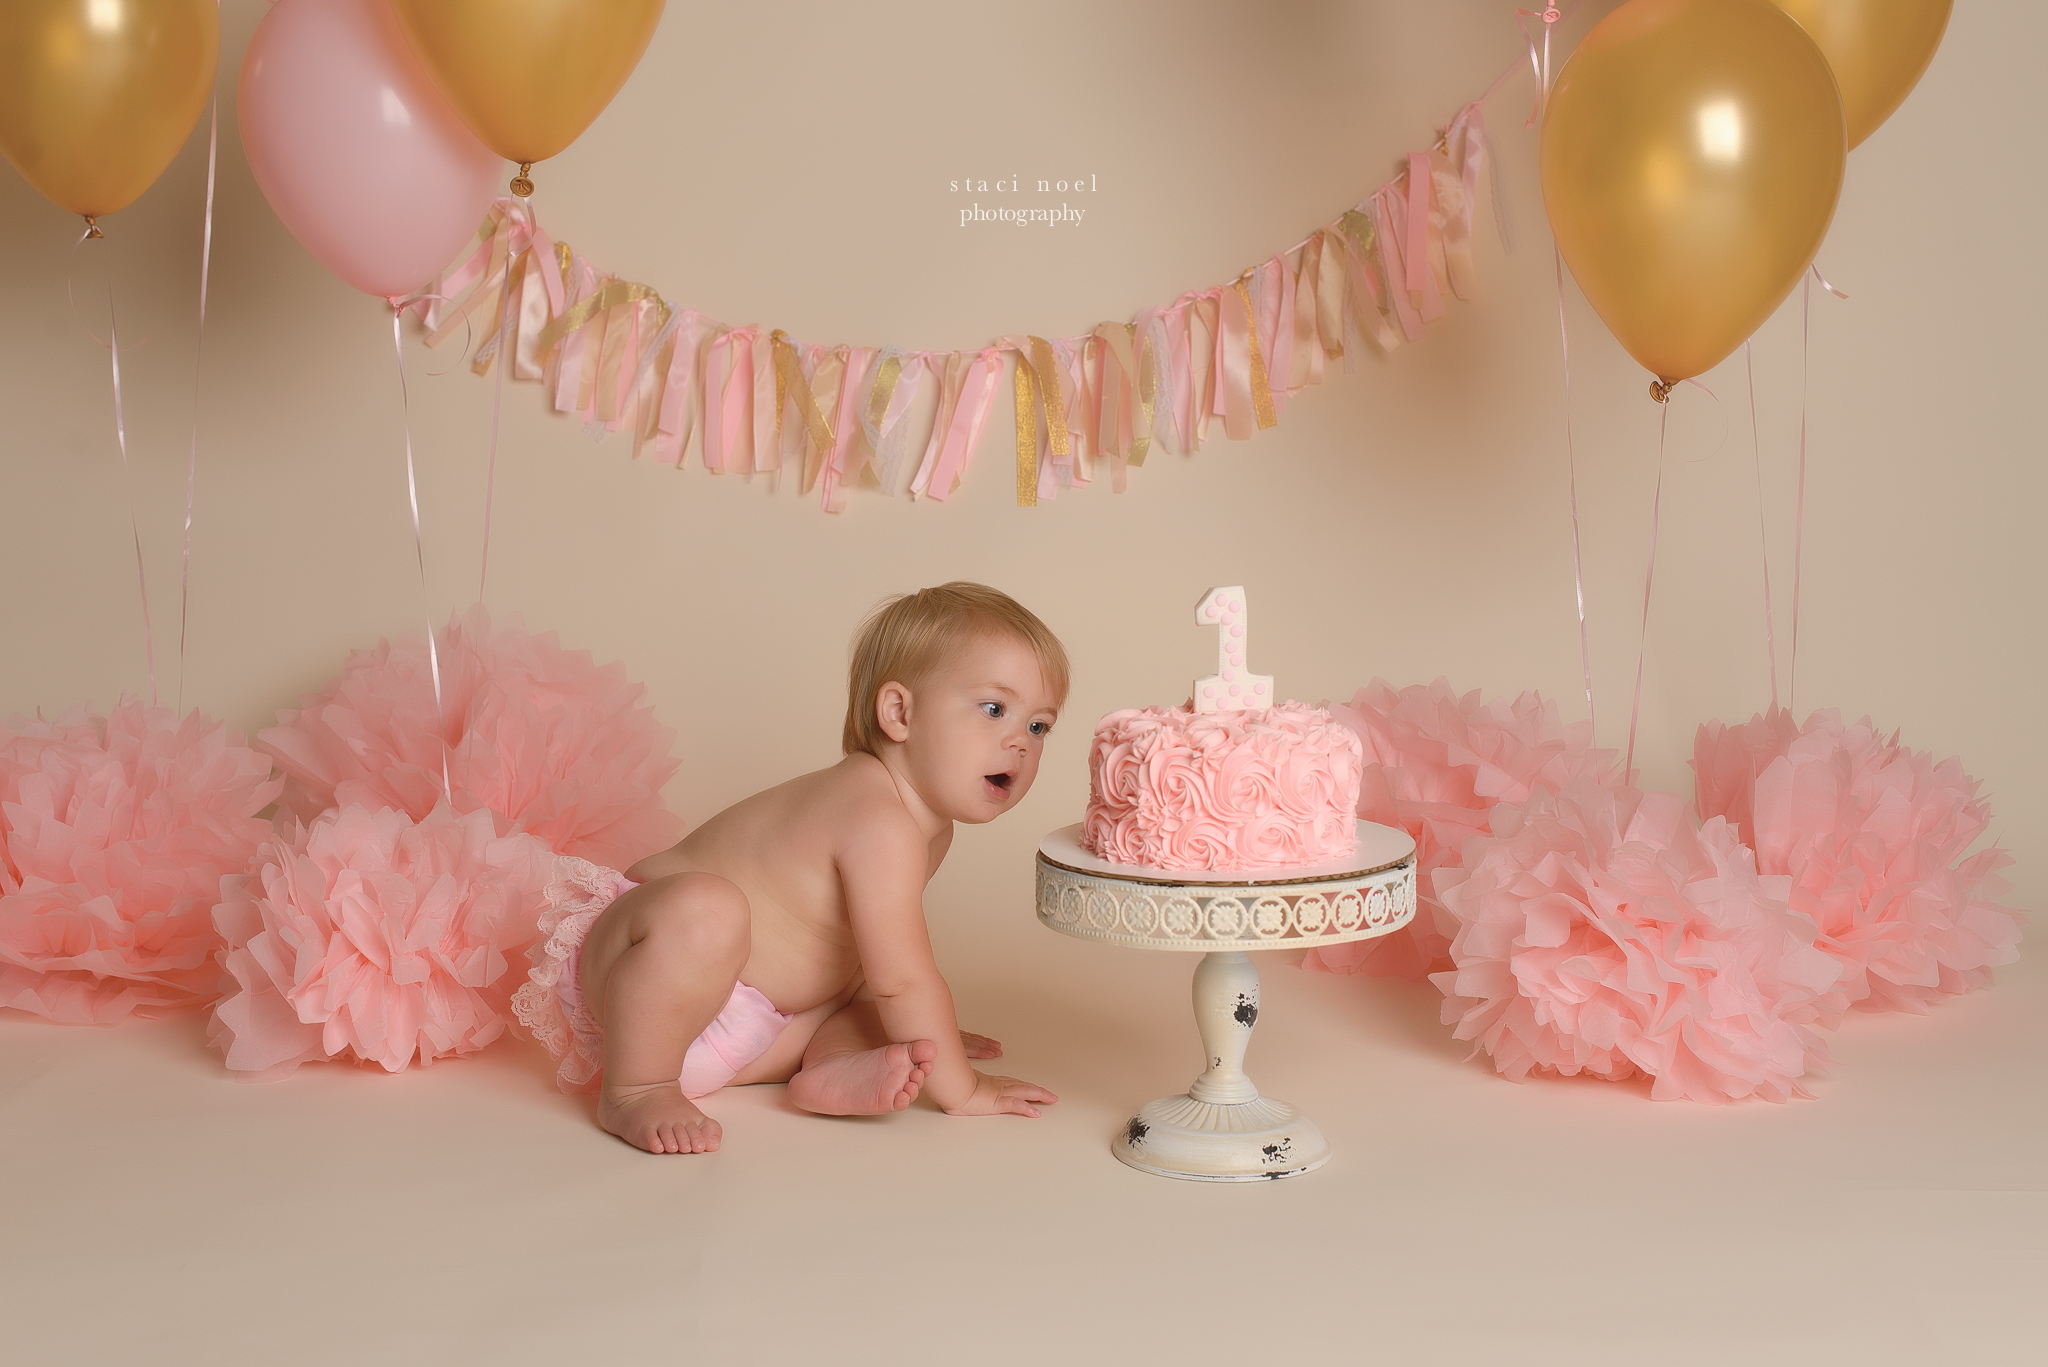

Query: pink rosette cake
1081;702;1363;872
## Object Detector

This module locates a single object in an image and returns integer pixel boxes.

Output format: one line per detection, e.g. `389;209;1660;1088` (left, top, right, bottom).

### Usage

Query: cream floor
3;839;2041;1367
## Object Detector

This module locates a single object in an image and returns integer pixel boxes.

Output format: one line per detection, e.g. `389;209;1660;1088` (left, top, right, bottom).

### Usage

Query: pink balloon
239;0;502;300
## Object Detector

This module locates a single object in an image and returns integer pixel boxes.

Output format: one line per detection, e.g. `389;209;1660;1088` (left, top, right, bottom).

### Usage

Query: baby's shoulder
807;755;920;842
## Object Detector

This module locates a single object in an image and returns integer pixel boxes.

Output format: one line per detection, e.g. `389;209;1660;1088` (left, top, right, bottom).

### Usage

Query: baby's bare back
626;754;941;1013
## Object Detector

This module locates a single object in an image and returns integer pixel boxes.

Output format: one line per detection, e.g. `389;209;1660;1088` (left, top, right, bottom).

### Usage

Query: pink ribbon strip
105;295;158;708
873;351;928;493
655;308;706;467
1744;341;1779;710
1370;191;1427;341
178;95;217;713
923;350;1001;502
820;345;877;512
1625;397;1671;782
389;307;453;803
1405;152;1433;300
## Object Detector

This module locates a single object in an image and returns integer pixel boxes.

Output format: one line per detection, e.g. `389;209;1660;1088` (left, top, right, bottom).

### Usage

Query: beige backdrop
4;2;2037;891
1;3;2041;1362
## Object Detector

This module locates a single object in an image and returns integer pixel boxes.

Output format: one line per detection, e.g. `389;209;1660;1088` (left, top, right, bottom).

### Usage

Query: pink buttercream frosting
1081;702;1363;872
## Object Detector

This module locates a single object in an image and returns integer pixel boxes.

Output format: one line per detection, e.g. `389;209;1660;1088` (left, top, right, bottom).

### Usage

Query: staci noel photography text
951;174;1097;228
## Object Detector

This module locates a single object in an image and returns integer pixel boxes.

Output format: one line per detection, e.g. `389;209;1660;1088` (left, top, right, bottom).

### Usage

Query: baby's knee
638;872;751;963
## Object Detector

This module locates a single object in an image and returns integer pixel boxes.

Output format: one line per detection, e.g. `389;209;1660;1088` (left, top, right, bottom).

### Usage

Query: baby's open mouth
984;773;1013;796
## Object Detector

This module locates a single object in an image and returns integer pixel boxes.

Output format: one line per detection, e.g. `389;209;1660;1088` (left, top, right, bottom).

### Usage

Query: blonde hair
844;582;1071;756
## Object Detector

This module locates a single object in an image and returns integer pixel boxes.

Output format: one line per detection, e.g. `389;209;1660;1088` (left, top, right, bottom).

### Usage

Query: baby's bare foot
598;1080;721;1154
787;1040;937;1116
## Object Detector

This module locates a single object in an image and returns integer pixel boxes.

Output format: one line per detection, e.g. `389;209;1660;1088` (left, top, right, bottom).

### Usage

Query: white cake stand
1036;821;1417;1182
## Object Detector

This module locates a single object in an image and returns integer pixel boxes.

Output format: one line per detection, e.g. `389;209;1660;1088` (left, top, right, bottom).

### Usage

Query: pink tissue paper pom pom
257;606;681;869
1694;707;2022;1014
207;803;557;1080
0;699;280;1023
1302;680;1621;982
1432;780;1843;1103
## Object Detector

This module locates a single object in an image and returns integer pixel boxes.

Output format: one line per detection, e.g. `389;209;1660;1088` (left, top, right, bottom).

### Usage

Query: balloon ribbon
1554;247;1595;736
106;295;157;708
389;309;453;803
1792;266;1847;710
1744;341;1778;710
1625;399;1671;782
179;95;218;712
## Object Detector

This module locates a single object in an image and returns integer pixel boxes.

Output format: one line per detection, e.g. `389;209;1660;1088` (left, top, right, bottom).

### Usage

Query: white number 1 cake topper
1193;585;1273;714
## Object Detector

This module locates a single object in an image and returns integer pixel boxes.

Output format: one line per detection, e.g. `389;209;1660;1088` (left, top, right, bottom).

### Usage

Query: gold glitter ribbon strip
1007;336;1073;505
1291;249;1320;389
1233;280;1277;430
1092;322;1156;467
802;348;844;493
1339;209;1402;352
771;330;835;456
1224;281;1277;433
1013;353;1038;506
1314;229;1347;361
534;279;667;357
860;350;904;489
1134;324;1157;465
1030;337;1070;459
865;351;904;442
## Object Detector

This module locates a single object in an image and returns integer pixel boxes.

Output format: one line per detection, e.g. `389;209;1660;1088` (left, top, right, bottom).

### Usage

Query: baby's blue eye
982;702;1004;719
1028;721;1050;736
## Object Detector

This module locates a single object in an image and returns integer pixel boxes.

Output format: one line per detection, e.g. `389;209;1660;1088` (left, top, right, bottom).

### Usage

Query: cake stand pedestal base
1109;949;1330;1182
1113;1092;1330;1182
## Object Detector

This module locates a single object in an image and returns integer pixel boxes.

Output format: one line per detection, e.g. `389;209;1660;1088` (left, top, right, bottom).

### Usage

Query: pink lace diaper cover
510;858;792;1098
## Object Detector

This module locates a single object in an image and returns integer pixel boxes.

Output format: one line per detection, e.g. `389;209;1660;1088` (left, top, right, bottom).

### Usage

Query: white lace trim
509;855;626;1093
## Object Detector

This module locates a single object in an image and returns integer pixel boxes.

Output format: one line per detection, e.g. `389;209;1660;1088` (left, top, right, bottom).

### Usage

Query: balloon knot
1649;378;1675;404
511;163;535;198
83;216;104;240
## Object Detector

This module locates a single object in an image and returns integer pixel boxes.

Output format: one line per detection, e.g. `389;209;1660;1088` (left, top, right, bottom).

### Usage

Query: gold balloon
1542;0;1847;385
1774;0;1952;149
0;0;219;224
392;0;664;189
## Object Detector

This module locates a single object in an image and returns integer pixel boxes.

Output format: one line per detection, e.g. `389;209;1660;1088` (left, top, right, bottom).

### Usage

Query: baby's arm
840;818;1054;1117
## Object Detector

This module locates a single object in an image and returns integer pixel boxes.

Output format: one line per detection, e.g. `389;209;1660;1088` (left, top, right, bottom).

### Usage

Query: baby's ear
875;680;913;744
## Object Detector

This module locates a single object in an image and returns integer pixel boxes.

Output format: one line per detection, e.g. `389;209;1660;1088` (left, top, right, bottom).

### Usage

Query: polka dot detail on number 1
1192;585;1274;715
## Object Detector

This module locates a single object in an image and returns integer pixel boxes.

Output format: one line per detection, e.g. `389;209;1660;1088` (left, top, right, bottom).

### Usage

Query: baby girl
512;582;1066;1154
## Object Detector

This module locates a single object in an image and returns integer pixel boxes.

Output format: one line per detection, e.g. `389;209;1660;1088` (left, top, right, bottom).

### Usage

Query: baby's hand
943;1070;1058;1118
960;1030;1003;1059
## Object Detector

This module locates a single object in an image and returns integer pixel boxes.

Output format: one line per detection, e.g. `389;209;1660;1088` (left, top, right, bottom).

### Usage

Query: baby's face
901;633;1060;824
